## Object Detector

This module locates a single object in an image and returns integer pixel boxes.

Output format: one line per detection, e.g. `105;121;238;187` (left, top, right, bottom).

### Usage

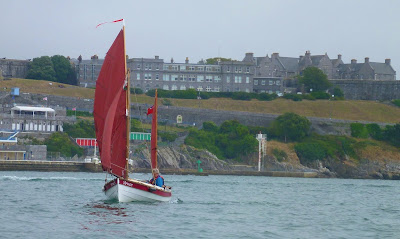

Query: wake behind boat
93;23;172;202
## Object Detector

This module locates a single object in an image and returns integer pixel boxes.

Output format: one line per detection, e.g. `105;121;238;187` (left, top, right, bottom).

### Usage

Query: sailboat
93;25;172;202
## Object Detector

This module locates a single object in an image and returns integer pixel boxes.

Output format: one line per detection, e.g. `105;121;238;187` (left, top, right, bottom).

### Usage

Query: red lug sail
94;29;127;178
151;90;158;170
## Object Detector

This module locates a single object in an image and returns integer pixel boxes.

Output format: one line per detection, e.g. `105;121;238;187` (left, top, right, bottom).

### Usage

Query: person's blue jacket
150;175;164;187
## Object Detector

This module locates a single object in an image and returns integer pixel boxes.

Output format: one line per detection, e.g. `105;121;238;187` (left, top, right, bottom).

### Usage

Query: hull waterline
104;178;172;203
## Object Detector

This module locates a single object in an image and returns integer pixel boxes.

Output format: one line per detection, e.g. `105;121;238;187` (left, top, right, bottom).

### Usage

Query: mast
151;89;158;172
123;25;130;179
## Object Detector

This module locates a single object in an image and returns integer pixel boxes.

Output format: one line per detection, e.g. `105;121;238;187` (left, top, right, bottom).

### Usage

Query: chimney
338;54;342;60
351;59;357;64
299;55;303;61
185;57;189;64
171;58;174;63
155;55;159;60
305;51;311;56
272;53;279;58
365;57;369;63
385;58;391;65
244;52;254;62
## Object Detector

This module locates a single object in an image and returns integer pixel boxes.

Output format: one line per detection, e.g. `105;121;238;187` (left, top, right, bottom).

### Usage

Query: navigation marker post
256;132;267;172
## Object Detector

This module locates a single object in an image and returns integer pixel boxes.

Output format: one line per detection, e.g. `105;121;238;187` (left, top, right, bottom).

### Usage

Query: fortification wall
0;59;30;78
331;79;400;101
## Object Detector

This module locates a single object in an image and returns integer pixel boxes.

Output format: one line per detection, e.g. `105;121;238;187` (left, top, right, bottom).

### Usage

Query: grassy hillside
3;78;400;123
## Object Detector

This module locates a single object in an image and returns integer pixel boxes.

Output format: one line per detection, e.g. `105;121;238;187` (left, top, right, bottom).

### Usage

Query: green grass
4;78;400;123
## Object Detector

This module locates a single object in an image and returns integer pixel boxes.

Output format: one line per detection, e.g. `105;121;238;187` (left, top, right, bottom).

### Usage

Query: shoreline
0;160;319;178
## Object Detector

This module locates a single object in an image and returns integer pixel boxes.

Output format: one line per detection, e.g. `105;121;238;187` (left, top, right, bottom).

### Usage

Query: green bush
310;91;330;99
159;132;178;142
66;110;93;117
44;132;84;157
130;88;143;94
350;123;369;138
392;99;400;107
203;121;219;132
366;123;383;140
63;120;95;138
294;142;327;163
332;87;344;98
272;148;287;162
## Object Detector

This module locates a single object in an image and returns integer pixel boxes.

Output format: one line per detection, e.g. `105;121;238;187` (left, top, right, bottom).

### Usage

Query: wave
0;175;102;182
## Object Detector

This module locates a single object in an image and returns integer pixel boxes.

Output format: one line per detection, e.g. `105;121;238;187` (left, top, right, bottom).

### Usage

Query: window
246;77;250;83
171;75;178;81
189;85;194;89
136;73;140;80
226;76;230;83
276;80;280;85
180;85;186;90
206;75;213;82
206;67;212;72
149;64;152;70
145;64;149;70
214;87;220;92
206;86;211;92
235;76;242;83
137;64;141;69
180;65;186;71
239;67;242;73
189;75;196;82
189;66;195;71
197;67;204;71
156;74;159;80
254;80;258;85
163;85;169;90
268;90;273;94
227;66;230;72
246;67;250;73
214;76;221;82
235;66;238;73
156;65;159;70
245;88;250;93
172;85;178;90
269;80;273;85
197;75;204;82
163;74;169;81
262;80;266;85
197;86;203;91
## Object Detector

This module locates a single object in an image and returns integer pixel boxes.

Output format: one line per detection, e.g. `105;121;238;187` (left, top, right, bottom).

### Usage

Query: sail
94;29;127;178
150;90;158;170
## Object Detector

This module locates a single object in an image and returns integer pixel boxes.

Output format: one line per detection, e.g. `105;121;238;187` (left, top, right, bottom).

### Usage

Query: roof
279;57;299;72
310;55;325;66
369;62;395;74
11;106;55;113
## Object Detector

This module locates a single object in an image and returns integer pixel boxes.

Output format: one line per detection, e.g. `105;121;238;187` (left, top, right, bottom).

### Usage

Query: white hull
104;178;171;203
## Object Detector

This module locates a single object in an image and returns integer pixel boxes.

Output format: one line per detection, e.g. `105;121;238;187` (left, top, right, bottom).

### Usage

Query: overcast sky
2;0;400;72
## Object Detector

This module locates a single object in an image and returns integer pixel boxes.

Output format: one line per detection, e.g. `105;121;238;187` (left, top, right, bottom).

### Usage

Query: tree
272;112;311;142
26;55;77;85
299;67;332;92
44;132;83;157
27;56;56;82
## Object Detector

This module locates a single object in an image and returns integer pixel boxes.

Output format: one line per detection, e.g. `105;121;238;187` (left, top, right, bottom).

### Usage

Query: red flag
96;19;124;28
147;106;154;115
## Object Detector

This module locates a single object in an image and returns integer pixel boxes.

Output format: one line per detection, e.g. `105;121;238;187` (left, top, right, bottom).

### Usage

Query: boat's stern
103;178;118;200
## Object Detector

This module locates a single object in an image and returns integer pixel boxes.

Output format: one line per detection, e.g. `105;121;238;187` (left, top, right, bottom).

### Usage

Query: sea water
1;171;399;239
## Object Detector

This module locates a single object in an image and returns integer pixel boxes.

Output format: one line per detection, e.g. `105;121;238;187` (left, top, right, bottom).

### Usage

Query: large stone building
0;58;30;79
129;54;255;93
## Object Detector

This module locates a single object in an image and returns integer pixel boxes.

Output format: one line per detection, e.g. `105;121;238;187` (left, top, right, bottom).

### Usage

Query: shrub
392;99;400;107
310;91;330;99
272;148;287;162
159;132;178;142
130;88;143;94
203;121;219;132
294;142;327;163
350;123;369;138
366;123;383;140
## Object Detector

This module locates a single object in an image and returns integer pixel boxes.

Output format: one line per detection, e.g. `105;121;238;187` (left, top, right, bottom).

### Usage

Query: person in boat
149;168;164;187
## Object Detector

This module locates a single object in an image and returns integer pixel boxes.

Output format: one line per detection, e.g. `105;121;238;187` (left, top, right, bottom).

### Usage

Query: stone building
129;53;255;93
0;59;30;78
72;55;104;88
337;57;396;80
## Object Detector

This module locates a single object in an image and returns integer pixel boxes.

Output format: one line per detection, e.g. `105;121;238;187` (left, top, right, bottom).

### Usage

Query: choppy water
1;171;399;239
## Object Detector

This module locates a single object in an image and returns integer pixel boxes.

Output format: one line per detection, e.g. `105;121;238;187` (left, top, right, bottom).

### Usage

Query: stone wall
0;59;30;78
331;79;400;100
